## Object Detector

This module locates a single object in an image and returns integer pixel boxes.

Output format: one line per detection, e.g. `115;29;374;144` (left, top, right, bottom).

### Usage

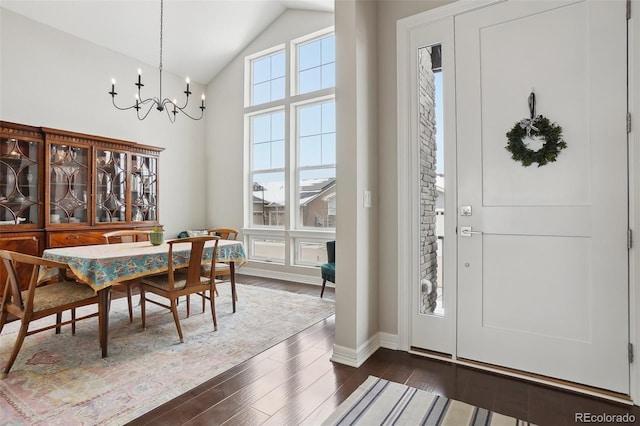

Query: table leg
98;287;111;358
230;262;237;313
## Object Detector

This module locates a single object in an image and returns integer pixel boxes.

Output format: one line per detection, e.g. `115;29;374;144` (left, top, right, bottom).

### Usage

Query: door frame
396;0;639;404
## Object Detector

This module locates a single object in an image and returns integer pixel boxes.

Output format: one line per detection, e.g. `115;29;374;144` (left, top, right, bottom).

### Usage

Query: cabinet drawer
48;231;107;248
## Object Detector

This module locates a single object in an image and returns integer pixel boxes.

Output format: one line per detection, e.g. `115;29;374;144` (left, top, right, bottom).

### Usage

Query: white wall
0;8;207;237
204;9;334;279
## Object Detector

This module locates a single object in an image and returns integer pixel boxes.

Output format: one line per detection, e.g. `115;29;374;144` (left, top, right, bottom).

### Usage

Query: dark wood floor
127;276;640;426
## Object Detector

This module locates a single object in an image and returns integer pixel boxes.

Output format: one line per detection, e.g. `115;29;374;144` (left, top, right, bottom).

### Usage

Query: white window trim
244;29;336;267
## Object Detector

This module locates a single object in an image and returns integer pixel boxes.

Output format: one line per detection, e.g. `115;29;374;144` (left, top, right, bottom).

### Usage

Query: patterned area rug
322;376;535;426
0;283;335;425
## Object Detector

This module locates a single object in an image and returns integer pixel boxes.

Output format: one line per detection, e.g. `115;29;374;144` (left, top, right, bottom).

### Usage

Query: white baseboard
330;333;382;367
378;332;399;350
238;267;327;286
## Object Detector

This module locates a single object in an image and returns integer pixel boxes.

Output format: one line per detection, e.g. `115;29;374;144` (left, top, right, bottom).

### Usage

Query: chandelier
108;0;205;122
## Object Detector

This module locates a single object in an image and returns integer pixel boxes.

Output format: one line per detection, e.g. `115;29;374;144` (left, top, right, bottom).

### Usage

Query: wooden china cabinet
0;120;164;296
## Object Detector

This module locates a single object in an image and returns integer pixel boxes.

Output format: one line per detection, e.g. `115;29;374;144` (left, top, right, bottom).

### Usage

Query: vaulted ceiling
0;0;334;84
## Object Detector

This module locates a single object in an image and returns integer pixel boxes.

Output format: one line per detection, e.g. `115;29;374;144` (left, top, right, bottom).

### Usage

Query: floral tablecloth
42;239;247;291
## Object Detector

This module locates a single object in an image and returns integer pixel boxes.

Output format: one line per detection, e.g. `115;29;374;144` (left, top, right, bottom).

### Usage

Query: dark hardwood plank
129;276;640;426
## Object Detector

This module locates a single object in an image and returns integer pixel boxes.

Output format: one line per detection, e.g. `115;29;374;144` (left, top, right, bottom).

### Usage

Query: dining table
42;238;247;357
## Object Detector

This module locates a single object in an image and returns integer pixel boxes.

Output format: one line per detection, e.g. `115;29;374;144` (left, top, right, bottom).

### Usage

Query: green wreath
505;115;567;167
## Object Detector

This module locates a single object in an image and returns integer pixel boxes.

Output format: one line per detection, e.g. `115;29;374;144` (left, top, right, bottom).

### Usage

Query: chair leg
230;263;237;313
0;307;8;335
186;295;191;318
126;282;133;323
2;321;29;377
56;312;63;334
71;309;76;335
321;279;327;298
140;287;147;330
170;298;184;343
209;287;217;331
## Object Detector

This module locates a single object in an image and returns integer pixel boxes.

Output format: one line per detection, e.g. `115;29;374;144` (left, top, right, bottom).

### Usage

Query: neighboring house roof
253;178;335;207
300;179;335;206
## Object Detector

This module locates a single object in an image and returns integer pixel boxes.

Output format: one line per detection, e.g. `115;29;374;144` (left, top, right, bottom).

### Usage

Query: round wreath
505;115;567;167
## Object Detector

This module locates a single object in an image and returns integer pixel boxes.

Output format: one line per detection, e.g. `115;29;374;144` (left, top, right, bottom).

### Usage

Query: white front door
456;0;629;393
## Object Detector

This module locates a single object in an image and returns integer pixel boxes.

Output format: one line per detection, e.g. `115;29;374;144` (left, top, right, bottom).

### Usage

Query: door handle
460;226;482;237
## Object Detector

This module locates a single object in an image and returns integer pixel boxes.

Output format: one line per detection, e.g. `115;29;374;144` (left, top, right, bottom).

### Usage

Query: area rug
0;283;335;425
322;376;534;426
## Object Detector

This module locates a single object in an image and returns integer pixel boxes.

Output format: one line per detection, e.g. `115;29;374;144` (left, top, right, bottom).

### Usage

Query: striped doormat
322;376;534;426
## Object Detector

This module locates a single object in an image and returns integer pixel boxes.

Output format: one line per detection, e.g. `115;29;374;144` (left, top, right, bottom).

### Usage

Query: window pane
251;50;285;105
252;172;285;227
272;139;285;169
299;104;321;136
299;101;336;167
297;34;335;95
299;68;321;94
252;57;271;83
299;168;336;228
272;111;285;140
253;143;271;170
271;77;285;101
299;135;322;167
322;134;336;164
299;40;321;70
321;35;335;63
252;82;270;105
251;238;285;262
296;240;328;266
271;51;285;78
418;44;444;317
252;114;271;143
321;102;335;132
251;111;285;170
321;63;335;89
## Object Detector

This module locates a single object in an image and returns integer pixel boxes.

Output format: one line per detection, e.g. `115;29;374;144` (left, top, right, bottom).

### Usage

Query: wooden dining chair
200;227;239;309
0;249;100;377
139;236;220;343
103;230;151;322
206;227;239;240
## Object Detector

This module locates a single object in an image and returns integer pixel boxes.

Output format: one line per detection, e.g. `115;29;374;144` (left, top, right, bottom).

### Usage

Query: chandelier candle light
108;0;205;122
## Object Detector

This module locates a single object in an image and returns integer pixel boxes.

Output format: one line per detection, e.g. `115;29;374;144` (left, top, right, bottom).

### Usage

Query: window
245;28;335;267
250;50;285;106
297;34;335;94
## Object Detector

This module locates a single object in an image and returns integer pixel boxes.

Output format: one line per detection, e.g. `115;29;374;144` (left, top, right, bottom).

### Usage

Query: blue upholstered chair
320;240;335;298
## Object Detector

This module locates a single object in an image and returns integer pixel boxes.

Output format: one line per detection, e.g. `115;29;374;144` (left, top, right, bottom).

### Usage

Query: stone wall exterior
418;47;438;314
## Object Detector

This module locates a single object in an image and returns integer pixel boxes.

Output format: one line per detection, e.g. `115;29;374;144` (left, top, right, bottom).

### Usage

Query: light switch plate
364;190;372;208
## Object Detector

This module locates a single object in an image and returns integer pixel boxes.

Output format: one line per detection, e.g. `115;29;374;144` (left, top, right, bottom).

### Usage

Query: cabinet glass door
131;155;158;222
96;150;127;223
49;144;89;224
0;137;39;226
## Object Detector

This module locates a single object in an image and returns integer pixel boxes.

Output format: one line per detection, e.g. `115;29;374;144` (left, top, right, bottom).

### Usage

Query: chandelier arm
137;102;157;121
176;106;206;121
162;97;204;121
164;104;176;123
111;97;142;112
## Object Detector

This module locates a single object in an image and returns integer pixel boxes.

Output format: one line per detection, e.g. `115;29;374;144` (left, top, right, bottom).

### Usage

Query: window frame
244;27;336;268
